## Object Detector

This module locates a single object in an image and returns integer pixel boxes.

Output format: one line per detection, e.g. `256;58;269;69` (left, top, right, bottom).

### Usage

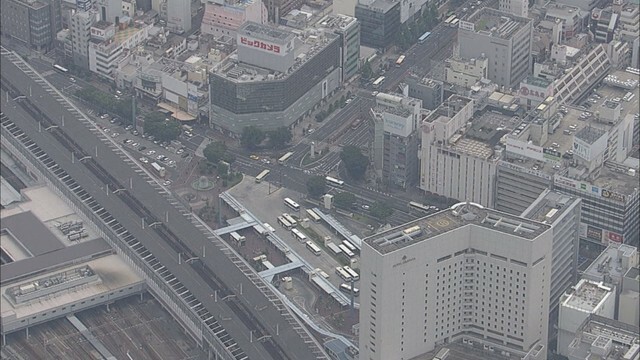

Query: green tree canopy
143;112;181;142
306;176;327;198
340;145;368;180
75;86;133;124
360;60;373;80
333;192;356;209
268;126;293;149
203;141;227;163
369;201;394;220
241;126;265;150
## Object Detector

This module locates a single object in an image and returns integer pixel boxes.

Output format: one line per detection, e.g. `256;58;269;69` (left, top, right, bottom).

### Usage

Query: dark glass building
355;0;400;50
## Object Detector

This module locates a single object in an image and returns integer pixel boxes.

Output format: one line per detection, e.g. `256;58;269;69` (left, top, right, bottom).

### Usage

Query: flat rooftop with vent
582;243;639;286
561;279;614;313
365;202;551;255
565;315;640;360
465;7;531;40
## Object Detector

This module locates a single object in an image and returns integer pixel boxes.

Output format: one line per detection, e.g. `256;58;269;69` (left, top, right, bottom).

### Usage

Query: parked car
139;157;149;164
138;146;147;151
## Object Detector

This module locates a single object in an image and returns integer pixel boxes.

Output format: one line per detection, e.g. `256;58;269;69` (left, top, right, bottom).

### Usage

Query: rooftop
92;21;113;30
561;279;613;313
575;126;607;145
465;8;531;40
521;189;579;224
239;22;295;45
316;14;359;32
365;202;550;254
356;0;398;13
567;315;640;360
522;75;552;89
583;243;638;284
423;95;473;124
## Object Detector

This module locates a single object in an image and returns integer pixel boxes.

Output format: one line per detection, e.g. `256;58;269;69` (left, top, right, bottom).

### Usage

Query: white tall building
167;0;191;34
420;95;499;207
359;202;553;360
96;0;123;23
499;0;528;18
70;10;97;69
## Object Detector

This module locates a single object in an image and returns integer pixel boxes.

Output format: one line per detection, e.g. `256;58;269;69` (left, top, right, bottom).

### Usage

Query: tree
144;115;181;142
360;60;373;80
198;159;215;175
306;176;326;198
340;146;368;180
203;141;227;163
217;161;229;177
369;201;394;220
241;125;265;150
268;126;293;149
333;192;356;209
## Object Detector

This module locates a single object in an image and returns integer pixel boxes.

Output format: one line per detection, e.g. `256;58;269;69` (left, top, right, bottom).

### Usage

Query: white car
361;204;370;210
131;142;139;147
111;132;119;137
139;157;149;164
147;150;156;155
163;180;172;186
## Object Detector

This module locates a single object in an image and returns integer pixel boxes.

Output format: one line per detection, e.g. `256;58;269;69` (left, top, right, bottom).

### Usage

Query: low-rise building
543;3;588;42
445;56;489;89
562;315;640;360
405;75;443;110
201;0;267;38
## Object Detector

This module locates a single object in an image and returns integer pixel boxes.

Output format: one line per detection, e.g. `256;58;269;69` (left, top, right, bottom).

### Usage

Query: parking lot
228;178;360;290
90;112;197;186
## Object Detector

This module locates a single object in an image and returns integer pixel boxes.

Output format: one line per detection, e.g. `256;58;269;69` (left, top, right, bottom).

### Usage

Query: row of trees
143;112;181;142
396;3;440;51
241;126;293;150
75;86;133;124
340;146;368;180
315;93;351;122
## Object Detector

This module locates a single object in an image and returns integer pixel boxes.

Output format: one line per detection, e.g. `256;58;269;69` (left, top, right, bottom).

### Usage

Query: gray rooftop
356;0;398;13
466;8;531;40
521;189;579;224
0;238;112;284
575;126;606;145
238;22;295;45
1;211;64;256
365;202;550;254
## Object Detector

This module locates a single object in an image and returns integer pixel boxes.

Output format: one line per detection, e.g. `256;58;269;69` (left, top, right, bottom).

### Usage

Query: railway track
1;75;292;359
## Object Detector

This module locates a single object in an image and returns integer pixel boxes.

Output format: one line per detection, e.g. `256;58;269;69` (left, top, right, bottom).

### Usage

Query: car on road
132;130;139;136
163;180;172;186
176;148;184;154
141;133;147;139
139;157;149;163
153;140;160;145
250;154;260;160
345;99;352;104
69;77;76;83
125;125;133;131
138;146;146;151
372;91;379;96
168;160;176;166
261;158;271;164
361;205;370;210
110;118;117;124
308;129;315;134
148;135;155;141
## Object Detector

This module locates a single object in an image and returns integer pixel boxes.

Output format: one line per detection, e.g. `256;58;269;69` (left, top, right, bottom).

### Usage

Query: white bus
53;64;69;73
395;55;406;67
306;241;322;256
339;283;360;296
229;231;245;246
277;216;292;230
335;267;352;282
263;222;276;233
291;228;307;242
372;76;386;89
325;176;344;188
278;152;294;165
409;201;430;212
327;242;343;256
306;209;321;222
253;224;267;236
282;213;297;227
342;240;357;252
343;266;359;281
255;169;270;183
444;15;456;25
451;18;460;27
339;244;355;258
402;225;422;237
284;197;300;211
151;162;166;178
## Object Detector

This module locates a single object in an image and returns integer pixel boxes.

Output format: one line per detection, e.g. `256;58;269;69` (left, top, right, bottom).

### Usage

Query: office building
209;22;341;134
399;0;429;24
445;56;489;89
96;0;122;23
543;3;587;42
557;279;616;356
70;9;97;69
317;14;361;82
499;0;528;18
458;8;533;89
562;315;639;360
263;0;303;23
201;0;267;38
371;93;422;189
518;75;554;111
619;5;639;43
359;202;552;360
355;0;400;49
420;95;500;207
521;190;581;313
1;0;62;51
166;0;191;34
619;267;639;328
405;75;443;110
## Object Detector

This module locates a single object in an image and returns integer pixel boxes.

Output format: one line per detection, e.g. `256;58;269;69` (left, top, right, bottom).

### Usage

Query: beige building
359;202;552;360
445;56;488;88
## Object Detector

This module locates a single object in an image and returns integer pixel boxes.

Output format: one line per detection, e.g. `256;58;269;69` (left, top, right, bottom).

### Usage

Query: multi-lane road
1;50;322;360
